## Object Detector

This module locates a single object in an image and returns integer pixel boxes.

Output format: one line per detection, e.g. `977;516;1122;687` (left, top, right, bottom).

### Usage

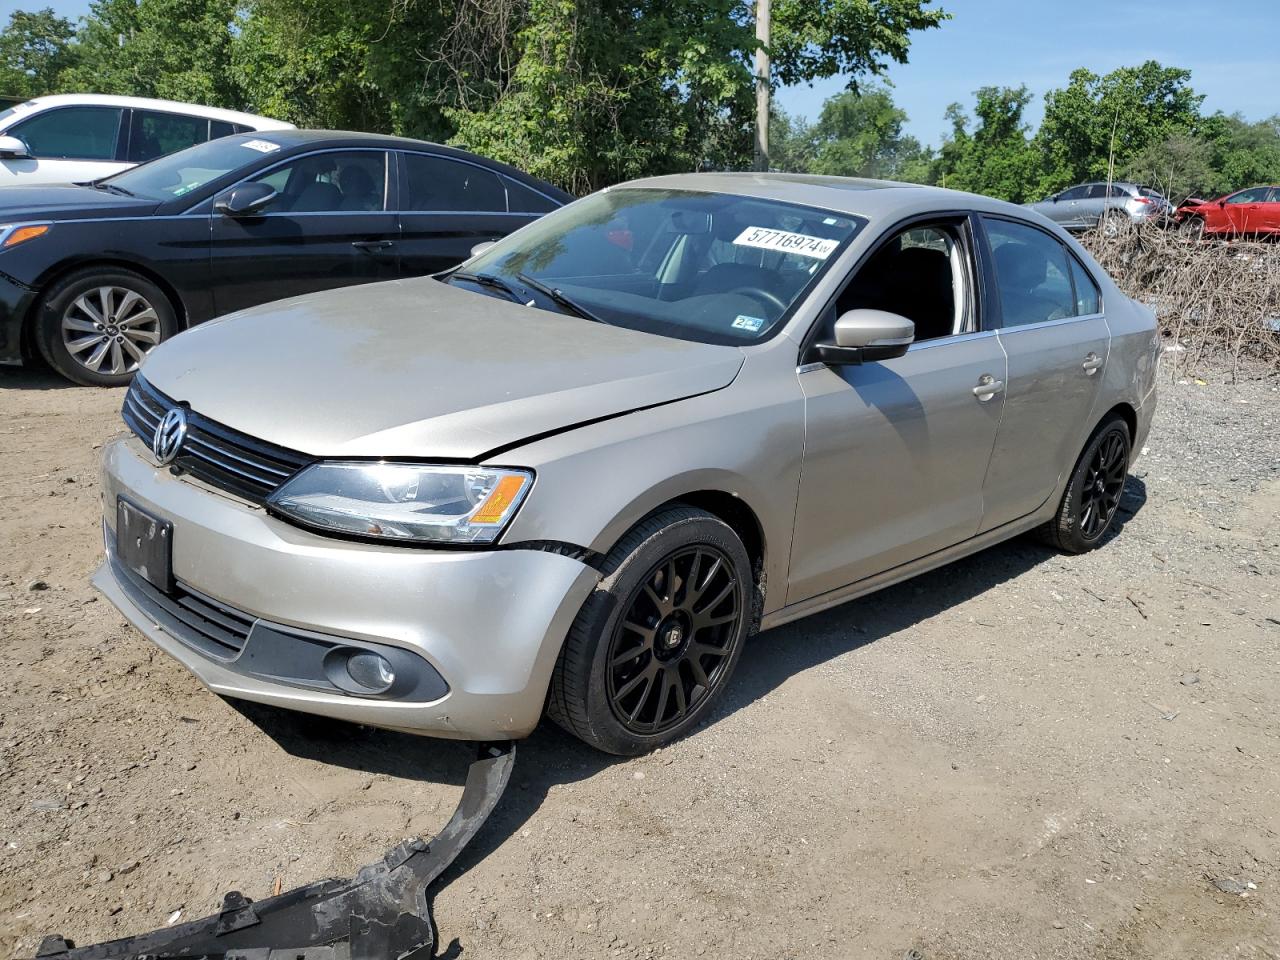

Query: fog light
346;651;395;693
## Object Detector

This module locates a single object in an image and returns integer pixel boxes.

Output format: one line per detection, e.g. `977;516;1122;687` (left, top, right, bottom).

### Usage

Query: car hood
141;277;745;460
0;184;159;220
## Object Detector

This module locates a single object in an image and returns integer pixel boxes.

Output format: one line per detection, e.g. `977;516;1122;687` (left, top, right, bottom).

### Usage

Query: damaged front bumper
34;741;515;960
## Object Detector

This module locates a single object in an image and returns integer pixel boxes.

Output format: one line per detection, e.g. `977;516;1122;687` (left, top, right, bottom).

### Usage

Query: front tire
1038;415;1131;554
34;268;178;387
547;506;754;755
1180;216;1206;241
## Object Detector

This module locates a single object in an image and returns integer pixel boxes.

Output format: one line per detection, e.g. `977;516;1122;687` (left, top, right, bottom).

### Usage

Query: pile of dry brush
1081;223;1280;375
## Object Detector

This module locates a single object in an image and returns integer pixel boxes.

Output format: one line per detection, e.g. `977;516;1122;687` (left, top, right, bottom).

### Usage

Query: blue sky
38;0;1280;148
776;0;1280;146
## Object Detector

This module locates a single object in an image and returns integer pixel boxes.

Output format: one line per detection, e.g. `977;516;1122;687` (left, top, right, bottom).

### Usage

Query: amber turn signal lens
471;474;529;525
2;224;49;248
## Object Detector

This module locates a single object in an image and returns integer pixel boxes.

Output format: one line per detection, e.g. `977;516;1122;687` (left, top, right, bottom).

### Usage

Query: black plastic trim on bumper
105;542;449;704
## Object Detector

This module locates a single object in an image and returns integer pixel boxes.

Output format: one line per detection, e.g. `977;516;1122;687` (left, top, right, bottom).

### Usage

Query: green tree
933;85;1038;201
1201;112;1280;195
1123;133;1216;202
805;86;930;180
0;8;79;100
769;104;817;172
1035;60;1203;194
450;0;947;191
62;0;241;108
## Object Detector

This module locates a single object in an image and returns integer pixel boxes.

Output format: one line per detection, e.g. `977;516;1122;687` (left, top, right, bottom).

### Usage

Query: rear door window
10;106;124;160
984;218;1077;328
504;176;559;213
400;153;506;211
1068;257;1101;316
128;110;210;163
1059;185;1090;201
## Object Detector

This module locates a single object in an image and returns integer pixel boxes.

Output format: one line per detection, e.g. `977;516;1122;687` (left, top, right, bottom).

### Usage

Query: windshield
101;133;288;201
459;187;864;345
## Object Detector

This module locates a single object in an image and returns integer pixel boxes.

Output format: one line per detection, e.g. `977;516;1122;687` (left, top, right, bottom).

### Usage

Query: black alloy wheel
547;505;754;755
606;545;741;735
1038;414;1132;554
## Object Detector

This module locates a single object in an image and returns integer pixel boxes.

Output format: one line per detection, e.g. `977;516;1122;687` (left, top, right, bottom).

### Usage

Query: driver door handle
972;374;1004;402
1082;352;1104;375
352;240;395;251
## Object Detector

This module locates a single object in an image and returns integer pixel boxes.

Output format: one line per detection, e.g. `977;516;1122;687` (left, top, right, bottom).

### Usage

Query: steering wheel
733;286;788;314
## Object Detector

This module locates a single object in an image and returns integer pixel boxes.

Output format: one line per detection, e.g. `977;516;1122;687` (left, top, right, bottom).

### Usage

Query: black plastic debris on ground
33;741;515;960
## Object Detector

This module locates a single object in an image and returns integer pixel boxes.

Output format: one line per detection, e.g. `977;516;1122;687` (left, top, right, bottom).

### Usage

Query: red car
1176;185;1280;239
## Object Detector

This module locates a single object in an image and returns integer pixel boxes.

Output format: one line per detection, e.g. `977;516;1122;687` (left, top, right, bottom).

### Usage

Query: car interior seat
338;165;379;211
993;242;1064;326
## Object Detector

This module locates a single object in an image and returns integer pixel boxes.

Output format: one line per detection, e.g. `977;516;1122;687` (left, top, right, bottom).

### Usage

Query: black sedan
0;130;571;385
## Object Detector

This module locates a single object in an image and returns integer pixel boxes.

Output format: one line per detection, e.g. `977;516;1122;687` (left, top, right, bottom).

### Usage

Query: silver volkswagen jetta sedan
95;173;1159;755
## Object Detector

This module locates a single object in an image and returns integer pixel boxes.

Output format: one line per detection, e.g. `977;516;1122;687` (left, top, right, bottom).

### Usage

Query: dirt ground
1;359;1277;960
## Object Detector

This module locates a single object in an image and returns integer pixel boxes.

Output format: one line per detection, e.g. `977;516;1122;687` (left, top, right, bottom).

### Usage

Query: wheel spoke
627;674;657;723
653;671;672;724
62;317;99;335
65;335;101;355
119;336;146;366
120;307;158;330
98;286;113;323
695;579;735;619
108;339;124;374
114;289;142;319
83;339;110;371
690;556;721;603
125;326;160;346
73;295;105;325
615;667;652;703
687;654;712;689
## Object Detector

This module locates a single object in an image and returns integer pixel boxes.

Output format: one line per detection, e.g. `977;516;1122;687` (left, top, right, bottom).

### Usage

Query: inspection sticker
733;226;839;260
731;314;765;332
240;139;281;153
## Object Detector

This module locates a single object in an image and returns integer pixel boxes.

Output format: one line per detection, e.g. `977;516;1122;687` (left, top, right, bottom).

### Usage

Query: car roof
9;94;294;130
616;171;1035;223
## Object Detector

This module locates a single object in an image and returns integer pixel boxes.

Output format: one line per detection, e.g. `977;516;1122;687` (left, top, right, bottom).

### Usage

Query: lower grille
110;555;256;661
122;376;312;504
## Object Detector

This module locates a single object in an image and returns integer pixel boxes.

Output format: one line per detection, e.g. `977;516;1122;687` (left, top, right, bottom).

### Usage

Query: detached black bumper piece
32;742;514;960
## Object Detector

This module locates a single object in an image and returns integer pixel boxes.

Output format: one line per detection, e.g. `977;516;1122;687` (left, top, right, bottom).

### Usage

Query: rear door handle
352;240;395;251
1082;352;1104;375
972;374;1004;401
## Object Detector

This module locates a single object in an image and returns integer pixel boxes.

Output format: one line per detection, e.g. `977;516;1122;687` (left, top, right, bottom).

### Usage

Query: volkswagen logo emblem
152;407;188;465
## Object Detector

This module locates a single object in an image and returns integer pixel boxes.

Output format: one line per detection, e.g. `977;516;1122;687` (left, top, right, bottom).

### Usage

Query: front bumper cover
98;435;599;739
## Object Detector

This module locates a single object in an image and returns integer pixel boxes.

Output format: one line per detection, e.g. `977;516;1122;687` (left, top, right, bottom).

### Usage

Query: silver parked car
1025;180;1172;232
95;174;1159;755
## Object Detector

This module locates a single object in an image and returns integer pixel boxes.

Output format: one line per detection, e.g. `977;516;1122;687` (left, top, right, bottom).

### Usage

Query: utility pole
754;0;770;172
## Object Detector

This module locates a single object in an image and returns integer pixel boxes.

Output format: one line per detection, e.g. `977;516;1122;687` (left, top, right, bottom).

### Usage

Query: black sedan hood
0;184;160;221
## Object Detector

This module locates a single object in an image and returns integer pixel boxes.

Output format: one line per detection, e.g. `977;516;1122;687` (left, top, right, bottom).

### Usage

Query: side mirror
214;181;278;217
811;309;915;366
470;240;497;258
0;135;31;160
1050;194;1059;203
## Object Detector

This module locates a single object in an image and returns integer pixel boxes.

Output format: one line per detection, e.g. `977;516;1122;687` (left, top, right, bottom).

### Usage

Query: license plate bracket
116;497;174;593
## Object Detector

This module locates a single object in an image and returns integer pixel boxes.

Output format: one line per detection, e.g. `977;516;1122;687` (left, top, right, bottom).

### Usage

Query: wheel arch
596;483;771;608
22;257;191;356
1100;400;1137;441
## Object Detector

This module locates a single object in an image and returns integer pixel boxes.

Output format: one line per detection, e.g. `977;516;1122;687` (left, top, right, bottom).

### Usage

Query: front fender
495;354;806;617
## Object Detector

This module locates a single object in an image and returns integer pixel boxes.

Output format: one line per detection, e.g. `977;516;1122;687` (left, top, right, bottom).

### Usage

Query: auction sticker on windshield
733;226;839;260
241;139;281;154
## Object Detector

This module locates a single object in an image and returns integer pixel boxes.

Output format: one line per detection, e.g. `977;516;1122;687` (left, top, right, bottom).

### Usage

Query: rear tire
1037;415;1131;554
34;267;178;387
547;506;753;756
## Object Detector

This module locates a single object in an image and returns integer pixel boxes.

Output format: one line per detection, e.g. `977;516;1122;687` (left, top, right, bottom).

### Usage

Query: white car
0;94;293;186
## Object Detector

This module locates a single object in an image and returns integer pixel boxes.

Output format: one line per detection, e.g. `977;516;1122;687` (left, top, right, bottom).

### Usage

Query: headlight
0;222;50;250
267;462;533;544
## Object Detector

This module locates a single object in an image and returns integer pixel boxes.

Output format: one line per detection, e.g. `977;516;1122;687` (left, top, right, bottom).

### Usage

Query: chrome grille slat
182;443;287;487
184;433;294;477
121;376;313;504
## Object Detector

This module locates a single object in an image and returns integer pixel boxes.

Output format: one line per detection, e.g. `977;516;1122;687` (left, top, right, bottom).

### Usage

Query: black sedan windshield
460;188;863;345
101;133;289;201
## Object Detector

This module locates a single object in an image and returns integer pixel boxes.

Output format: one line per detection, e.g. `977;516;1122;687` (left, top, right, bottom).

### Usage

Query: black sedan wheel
548;506;753;755
1039;415;1132;554
35;268;178;387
